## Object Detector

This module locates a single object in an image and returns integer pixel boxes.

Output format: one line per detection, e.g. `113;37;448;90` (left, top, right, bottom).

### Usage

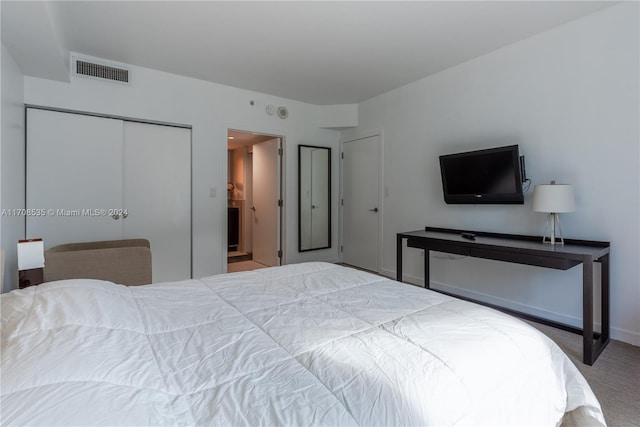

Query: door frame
339;129;384;273
224;126;286;272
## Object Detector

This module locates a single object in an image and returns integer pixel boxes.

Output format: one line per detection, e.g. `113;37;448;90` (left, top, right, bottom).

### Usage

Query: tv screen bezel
439;144;524;205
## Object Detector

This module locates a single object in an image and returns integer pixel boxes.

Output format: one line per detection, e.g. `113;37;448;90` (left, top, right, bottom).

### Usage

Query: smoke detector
277;106;288;119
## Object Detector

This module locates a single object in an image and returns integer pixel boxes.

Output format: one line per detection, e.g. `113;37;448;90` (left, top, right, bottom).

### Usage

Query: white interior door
252;138;279;266
342;135;380;272
26;109;124;248
123;122;191;282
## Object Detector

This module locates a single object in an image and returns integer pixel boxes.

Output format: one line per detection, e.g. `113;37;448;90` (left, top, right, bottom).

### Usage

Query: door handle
369;208;378;213
251;206;256;212
312;205;317;209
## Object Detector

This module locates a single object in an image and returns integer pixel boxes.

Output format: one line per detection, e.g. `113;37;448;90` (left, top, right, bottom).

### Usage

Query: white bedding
1;262;604;426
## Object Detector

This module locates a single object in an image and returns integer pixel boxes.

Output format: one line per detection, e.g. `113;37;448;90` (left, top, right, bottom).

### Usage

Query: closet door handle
369;208;378;213
251;206;256;212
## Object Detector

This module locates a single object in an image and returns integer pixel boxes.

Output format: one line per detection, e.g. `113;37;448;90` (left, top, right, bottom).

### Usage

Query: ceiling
1;1;615;105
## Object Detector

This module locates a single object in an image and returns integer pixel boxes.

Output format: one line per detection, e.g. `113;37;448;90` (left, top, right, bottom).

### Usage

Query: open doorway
227;130;284;273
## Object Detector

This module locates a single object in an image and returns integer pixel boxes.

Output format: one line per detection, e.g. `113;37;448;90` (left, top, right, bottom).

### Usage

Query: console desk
396;227;610;365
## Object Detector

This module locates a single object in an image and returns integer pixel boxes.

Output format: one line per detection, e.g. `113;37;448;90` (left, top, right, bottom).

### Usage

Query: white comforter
1;262;604;426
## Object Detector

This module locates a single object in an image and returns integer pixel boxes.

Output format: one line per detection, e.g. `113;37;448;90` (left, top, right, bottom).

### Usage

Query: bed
1;262;604;426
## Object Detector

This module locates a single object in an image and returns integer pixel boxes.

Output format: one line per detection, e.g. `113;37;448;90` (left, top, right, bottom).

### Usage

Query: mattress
1;262;605;426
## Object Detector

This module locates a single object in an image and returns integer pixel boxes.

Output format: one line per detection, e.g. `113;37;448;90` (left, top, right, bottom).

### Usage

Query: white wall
344;3;639;345
22;60;342;287
1;44;26;292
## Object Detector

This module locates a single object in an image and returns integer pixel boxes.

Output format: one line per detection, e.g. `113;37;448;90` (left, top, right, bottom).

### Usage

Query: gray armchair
44;239;152;286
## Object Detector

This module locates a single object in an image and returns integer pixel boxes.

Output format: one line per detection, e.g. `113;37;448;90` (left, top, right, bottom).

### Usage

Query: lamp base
19;268;43;289
542;213;564;245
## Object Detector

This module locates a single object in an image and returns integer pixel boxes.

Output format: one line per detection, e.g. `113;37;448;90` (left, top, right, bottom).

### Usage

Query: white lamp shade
17;239;45;270
532;184;575;213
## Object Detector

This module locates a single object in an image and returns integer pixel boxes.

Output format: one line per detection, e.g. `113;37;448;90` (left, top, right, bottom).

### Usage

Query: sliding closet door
122;122;191;282
26;109;124;247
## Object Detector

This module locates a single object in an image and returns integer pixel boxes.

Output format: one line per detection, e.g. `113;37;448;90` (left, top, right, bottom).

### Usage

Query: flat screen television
439;144;524;204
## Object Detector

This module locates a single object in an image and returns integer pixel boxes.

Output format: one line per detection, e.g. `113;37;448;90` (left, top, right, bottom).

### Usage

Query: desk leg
424;250;430;289
583;254;611;365
583;257;594;365
601;254;610;344
592;254;610;364
397;235;403;282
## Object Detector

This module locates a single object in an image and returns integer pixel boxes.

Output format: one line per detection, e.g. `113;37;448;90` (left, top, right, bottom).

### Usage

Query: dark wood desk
396;227;610;365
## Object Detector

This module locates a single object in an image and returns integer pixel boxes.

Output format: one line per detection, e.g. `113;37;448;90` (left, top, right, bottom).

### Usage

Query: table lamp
532;181;575;245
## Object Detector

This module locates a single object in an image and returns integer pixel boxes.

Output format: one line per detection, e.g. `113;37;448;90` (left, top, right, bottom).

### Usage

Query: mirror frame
298;145;331;252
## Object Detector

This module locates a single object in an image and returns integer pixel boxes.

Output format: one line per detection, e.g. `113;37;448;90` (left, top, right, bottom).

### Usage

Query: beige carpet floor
527;322;640;427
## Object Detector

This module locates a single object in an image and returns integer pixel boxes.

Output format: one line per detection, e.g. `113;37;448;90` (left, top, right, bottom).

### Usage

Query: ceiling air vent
73;57;130;84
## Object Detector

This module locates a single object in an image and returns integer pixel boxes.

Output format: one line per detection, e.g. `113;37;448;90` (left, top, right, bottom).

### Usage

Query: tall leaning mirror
298;145;331;252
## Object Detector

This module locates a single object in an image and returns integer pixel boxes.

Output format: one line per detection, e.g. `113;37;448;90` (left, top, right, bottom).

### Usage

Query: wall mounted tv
439;144;524;205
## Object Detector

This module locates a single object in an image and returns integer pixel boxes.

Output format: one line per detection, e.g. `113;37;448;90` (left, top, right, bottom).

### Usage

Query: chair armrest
47;239;150;252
